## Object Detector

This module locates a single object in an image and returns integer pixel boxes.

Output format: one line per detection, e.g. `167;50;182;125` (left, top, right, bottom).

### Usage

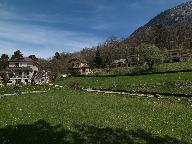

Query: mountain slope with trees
124;1;192;50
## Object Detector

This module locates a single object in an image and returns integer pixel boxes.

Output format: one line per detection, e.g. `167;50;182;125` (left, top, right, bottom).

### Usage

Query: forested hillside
125;1;192;50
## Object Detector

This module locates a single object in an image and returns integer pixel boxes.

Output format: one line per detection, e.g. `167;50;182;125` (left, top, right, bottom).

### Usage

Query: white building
0;56;49;85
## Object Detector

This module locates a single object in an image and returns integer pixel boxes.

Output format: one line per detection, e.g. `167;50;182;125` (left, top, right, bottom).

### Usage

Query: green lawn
91;61;192;76
58;72;192;96
56;61;192;97
0;84;54;95
0;88;192;143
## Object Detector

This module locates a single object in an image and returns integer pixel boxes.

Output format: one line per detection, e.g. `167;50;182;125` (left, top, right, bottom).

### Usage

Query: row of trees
0;39;167;76
92;43;166;70
37;38;167;76
0;50;23;70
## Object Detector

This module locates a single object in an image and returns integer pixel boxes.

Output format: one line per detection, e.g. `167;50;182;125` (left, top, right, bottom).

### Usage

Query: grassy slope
91;61;192;76
0;85;52;95
58;72;192;96
57;61;192;96
0;89;192;143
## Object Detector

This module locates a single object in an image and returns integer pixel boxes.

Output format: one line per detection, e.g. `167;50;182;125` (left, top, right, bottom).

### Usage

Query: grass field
57;61;192;97
58;71;192;96
1;61;192;143
0;87;192;143
92;61;192;76
0;85;54;95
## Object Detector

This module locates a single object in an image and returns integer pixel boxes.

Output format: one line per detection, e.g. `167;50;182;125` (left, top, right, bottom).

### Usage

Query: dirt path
83;88;192;103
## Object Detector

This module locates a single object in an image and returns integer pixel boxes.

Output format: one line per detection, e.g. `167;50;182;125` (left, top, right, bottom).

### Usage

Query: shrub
70;81;82;90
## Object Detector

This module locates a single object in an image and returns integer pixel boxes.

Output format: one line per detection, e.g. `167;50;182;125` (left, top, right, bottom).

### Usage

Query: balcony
9;66;33;71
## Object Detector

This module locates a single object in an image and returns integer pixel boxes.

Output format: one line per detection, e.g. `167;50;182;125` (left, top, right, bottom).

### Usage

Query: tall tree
153;23;166;49
29;55;38;61
0;71;14;86
135;44;165;70
94;49;103;68
11;50;23;59
54;52;61;59
0;54;9;70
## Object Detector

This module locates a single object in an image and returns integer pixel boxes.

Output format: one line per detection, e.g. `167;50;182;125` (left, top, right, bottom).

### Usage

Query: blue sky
0;0;189;58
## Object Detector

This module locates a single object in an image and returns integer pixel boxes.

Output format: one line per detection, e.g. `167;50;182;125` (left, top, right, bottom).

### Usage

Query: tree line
0;50;23;70
0;38;167;76
38;38;167;75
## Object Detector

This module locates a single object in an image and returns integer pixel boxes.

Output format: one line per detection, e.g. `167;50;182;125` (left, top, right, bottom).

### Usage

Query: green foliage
135;44;165;69
29;55;38;61
58;70;192;96
0;84;56;95
70;81;81;90
94;49;103;68
0;71;14;86
38;52;72;75
0;54;9;70
54;52;61;59
11;50;23;59
49;72;59;83
89;60;192;77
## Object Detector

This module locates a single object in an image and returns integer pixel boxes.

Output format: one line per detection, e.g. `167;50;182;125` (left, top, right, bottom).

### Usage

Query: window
19;71;22;76
26;71;29;75
17;79;21;84
172;53;178;56
15;63;19;67
25;79;28;84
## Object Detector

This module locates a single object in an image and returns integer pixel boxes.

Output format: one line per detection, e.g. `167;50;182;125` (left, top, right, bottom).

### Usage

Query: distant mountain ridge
125;1;192;50
146;1;192;26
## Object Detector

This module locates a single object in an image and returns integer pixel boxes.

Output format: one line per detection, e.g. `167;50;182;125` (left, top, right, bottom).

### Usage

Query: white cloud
0;10;103;58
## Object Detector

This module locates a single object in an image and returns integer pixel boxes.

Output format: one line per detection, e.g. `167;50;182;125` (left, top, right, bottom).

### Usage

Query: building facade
7;57;39;84
167;49;192;62
111;55;140;68
0;56;49;85
68;58;92;75
111;59;128;68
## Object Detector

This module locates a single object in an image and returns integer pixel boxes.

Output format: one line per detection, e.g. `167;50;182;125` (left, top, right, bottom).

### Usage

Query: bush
70;81;82;90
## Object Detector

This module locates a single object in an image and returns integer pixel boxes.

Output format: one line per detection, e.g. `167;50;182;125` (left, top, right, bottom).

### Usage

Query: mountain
124;1;192;50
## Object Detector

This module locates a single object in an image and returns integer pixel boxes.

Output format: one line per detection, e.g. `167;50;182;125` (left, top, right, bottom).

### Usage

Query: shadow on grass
0;120;188;144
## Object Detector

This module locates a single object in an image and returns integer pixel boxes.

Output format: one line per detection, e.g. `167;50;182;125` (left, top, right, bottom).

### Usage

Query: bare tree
0;71;14;86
